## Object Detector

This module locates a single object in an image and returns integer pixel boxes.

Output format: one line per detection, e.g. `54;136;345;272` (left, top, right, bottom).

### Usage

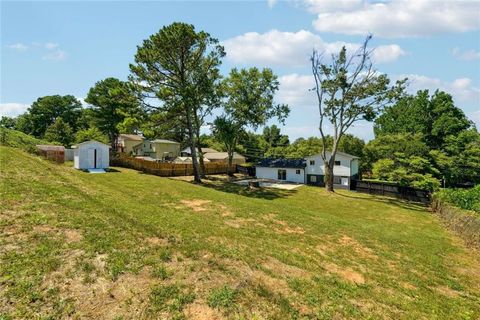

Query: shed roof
204;152;245;160
36;145;65;151
151;139;180;144
181;147;220;154
256;158;306;169
71;140;110;148
119;134;144;141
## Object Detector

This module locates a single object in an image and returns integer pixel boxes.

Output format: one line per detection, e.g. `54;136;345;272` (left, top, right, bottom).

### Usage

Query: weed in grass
151;265;171;280
207;285;238;309
149;284;195;313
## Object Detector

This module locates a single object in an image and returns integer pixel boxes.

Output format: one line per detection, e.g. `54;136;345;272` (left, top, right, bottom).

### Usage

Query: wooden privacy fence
352;180;431;204
111;154;237;177
36;145;65;163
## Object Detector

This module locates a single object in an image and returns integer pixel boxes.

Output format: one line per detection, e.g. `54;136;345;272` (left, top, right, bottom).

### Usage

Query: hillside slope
1;146;479;319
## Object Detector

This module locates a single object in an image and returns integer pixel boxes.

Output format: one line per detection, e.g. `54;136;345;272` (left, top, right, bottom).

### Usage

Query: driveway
234;179;303;190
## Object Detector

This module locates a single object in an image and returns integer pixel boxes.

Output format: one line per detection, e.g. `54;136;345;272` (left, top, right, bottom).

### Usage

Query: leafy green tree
43;117;74;146
85;77;140;149
74;127;109;144
26;95;82;138
374;90;473;149
130;22;225;183
263;125;289;148
311;35;405;191
219;67;289;170
0;116;16;129
212;116;241;176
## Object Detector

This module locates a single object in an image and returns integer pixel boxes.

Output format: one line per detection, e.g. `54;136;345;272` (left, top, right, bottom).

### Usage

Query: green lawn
1;146;479;319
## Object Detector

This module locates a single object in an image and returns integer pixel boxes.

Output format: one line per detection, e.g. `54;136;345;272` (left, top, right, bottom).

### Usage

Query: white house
255;151;359;189
255;158;306;184
73;140;110;170
304;151;359;189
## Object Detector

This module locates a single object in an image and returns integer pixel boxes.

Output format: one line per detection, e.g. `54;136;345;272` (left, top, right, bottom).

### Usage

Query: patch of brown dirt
145;236;168;246
63;229;82;243
262;257;309;278
400;282;417;290
218;204;234;217
324;262;365;285
224;218;255;229
183;302;224;320
180;199;212;212
271;219;305;234
434;285;461;298
338;235;377;260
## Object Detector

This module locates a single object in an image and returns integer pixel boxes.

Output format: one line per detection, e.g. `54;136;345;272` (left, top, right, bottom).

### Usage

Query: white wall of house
305;152;358;176
74;141;109;169
256;167;305;184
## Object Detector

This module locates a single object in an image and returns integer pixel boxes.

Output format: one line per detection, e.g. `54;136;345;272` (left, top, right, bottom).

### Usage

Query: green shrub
436;186;480;213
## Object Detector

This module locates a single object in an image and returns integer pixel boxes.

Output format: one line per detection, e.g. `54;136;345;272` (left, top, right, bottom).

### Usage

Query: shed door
87;149;95;168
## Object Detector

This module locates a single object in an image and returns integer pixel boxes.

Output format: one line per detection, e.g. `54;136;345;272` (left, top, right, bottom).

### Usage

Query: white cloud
397;74;480;103
277;74;316;107
43;49;67;61
6;43;28;52
267;0;277;9
0;103;30;117
310;0;480;38
301;0;363;14
223;29;405;67
452;47;480;61
44;42;59;50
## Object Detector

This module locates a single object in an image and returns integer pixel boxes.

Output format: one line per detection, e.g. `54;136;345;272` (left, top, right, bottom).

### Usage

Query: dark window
144;144;146;147
150;144;152;148
309;160;315;165
333;176;341;184
296;169;301;174
334;160;341;166
278;169;287;180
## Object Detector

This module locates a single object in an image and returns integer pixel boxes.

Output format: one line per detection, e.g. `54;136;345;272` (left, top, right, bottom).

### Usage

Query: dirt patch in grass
63;229;83;243
324;262;365;285
224;218;255;229
180;199;212;212
400;282;417;290
184;302;224;320
338;235;378;260
145;236;168;246
262;257;309;279
434;285;461;298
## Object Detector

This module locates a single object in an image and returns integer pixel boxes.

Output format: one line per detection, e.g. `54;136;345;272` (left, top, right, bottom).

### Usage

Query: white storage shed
73;140;110;170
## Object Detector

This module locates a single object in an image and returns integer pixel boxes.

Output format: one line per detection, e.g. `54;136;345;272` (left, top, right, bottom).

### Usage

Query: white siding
305;152;356;177
256;167;305;183
74;141;109;169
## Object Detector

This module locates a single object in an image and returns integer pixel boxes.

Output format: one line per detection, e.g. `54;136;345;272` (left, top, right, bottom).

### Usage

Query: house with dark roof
255;151;360;189
255;158;307;184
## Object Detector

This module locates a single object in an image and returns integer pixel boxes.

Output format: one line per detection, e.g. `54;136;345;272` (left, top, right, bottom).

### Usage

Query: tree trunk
227;151;234;177
197;145;207;178
324;160;334;192
185;106;201;183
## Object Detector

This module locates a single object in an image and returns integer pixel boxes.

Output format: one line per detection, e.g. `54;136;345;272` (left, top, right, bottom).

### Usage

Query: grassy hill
1;146;479;319
0;128;57;153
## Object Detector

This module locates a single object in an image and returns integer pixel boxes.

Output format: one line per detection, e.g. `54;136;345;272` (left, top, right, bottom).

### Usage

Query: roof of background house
181;147;220;154
256;158;306;169
204;152;245;160
118;134;144;141
306;151;360;159
36;145;65;151
151;139;180;144
174;156;211;163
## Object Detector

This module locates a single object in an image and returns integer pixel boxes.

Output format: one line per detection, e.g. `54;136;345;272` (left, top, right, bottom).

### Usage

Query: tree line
1;23;478;188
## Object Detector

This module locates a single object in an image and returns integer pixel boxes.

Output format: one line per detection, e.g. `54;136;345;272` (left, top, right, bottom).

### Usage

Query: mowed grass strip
1;146;479;319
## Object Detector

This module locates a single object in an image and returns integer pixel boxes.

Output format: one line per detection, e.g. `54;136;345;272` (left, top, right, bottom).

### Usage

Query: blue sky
1;0;479;141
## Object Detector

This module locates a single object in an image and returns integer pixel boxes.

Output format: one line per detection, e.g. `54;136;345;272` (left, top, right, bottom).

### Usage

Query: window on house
309;160;315;165
333;176;341;184
310;175;317;182
296;169;301;174
334;160;341;166
150;144;152;149
278;169;287;180
144;144;146;148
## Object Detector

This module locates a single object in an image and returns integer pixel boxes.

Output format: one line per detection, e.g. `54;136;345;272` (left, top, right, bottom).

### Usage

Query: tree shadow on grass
192;179;298;200
335;191;428;213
